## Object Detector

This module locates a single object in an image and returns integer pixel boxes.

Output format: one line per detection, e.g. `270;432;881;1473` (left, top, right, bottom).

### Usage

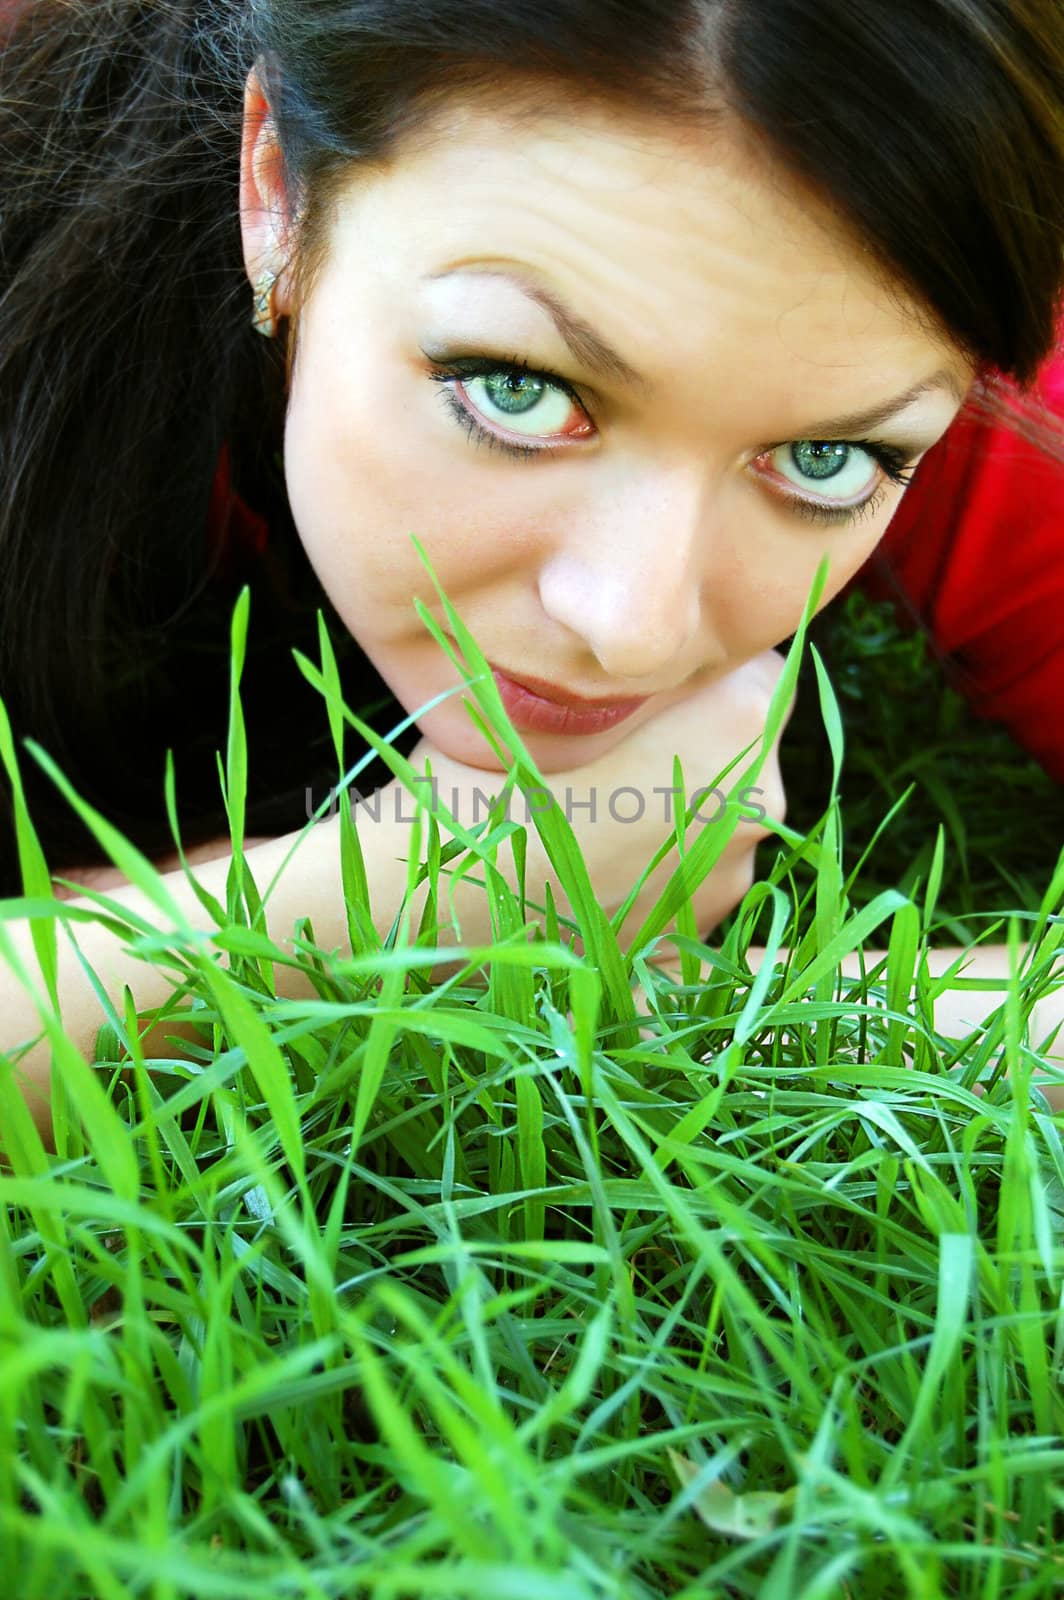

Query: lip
491;666;649;736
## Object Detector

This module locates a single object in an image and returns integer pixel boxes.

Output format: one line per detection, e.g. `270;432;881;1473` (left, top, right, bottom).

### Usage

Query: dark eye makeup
424;350;920;529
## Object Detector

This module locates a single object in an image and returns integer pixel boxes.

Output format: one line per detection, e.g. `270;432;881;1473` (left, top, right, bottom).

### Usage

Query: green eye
463;370;575;435
480;371;548;414
775;441;878;500
792;442;849;478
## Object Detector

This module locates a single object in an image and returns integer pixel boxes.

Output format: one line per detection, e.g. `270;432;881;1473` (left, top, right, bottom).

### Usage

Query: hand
404;647;793;956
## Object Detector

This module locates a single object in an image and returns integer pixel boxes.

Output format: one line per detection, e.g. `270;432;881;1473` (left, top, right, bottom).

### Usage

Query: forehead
320;92;972;412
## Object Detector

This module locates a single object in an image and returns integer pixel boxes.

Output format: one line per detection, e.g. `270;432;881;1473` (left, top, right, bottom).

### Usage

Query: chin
426;711;626;776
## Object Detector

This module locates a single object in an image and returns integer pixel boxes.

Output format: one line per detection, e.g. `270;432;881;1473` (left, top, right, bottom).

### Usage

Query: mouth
490;665;649;736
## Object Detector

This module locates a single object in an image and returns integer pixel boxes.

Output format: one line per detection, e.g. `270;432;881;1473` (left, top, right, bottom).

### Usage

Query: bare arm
0;778;494;1142
755;941;1064;1073
642;941;1064;1108
832;941;1064;1068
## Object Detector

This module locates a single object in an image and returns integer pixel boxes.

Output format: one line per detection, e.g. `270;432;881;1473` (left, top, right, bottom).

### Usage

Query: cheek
281;377;465;652
708;512;888;655
811;503;904;611
283;352;415;593
282;335;547;640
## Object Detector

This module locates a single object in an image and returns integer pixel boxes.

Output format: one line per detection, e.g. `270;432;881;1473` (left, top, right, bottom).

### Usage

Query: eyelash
426;352;918;528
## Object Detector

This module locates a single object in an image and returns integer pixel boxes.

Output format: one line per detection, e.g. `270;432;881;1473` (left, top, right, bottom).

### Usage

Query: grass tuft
0;585;1061;1598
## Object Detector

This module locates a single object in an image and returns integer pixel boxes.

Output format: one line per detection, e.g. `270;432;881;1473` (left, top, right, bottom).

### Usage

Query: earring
251;267;281;338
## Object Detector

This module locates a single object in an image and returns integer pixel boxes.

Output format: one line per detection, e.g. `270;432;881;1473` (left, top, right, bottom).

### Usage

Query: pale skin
2;69;1061;1141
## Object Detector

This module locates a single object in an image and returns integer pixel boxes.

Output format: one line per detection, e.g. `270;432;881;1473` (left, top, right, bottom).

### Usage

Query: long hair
1;0;1062;889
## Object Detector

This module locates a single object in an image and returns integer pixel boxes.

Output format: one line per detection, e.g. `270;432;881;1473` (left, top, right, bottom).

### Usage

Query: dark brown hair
0;0;1061;888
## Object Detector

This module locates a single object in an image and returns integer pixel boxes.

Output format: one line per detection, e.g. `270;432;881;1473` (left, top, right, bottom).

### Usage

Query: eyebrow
797;369;969;436
425;264;650;393
424;262;969;435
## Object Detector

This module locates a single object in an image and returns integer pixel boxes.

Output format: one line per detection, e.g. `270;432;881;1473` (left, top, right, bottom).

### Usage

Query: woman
0;0;1061;1131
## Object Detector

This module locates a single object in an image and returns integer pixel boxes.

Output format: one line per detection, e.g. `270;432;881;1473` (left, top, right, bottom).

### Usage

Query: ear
238;60;296;318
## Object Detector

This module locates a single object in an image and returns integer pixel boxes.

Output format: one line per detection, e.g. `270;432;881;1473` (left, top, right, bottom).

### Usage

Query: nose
536;476;705;682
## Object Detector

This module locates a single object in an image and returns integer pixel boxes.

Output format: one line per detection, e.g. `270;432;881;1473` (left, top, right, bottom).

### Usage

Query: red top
839;340;1064;781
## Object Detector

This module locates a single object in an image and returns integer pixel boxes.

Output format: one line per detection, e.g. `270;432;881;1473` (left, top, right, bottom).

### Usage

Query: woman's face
240;75;974;772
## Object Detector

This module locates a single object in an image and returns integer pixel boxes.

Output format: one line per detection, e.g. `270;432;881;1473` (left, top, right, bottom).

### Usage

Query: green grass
0;578;1062;1599
780;591;1062;929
